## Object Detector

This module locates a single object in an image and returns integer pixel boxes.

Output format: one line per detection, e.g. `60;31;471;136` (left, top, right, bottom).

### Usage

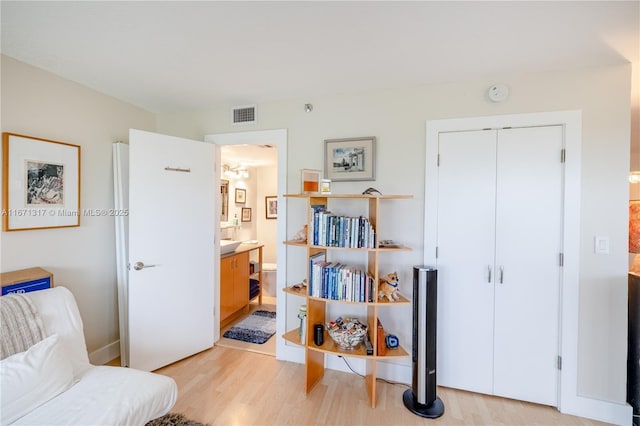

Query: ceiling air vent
231;105;257;125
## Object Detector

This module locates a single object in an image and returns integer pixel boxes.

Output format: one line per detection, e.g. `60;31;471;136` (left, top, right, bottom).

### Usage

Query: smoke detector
488;84;509;102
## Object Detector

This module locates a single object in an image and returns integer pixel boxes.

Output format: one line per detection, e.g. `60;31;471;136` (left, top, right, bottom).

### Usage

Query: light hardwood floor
153;346;608;426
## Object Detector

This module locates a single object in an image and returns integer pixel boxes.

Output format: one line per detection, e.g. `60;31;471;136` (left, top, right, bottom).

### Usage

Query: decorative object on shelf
301;169;321;193
379;239;401;248
2;133;81;231
298;305;307;344
241;207;251;222
290;279;307;291
320;179;331;195
378;272;400;302
313;323;324;346
265;195;278;219
326;317;367;350
385;334;400;349
291;225;307;242
362;187;382;195
324;136;376;182
377;318;387;356
234;188;246;204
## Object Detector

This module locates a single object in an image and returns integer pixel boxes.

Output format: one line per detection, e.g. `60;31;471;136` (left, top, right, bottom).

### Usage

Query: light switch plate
594;236;610;254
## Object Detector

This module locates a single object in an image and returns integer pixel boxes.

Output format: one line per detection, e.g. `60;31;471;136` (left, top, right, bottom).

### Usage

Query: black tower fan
403;266;445;418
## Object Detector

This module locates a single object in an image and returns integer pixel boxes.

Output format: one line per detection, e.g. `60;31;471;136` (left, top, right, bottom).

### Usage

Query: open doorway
205;130;288;359
218;143;278;355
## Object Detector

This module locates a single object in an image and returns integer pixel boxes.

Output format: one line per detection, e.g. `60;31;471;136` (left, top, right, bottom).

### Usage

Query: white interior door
493;126;562;405
436;130;497;394
128;129;215;371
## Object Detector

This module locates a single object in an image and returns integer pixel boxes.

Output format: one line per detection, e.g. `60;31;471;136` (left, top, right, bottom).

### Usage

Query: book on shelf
310;208;376;248
308;259;375;302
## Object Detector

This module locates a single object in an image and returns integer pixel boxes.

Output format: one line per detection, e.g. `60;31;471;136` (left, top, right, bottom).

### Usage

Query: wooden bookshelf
282;193;413;408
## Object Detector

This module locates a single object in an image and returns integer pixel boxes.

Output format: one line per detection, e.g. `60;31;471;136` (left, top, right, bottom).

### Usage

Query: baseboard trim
88;340;120;366
561;395;633;425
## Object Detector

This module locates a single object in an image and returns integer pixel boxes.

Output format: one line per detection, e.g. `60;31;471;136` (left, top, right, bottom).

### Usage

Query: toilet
261;263;277;297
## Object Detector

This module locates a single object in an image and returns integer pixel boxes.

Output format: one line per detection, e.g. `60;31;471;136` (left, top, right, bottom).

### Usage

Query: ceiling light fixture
223;164;249;180
304;103;313;113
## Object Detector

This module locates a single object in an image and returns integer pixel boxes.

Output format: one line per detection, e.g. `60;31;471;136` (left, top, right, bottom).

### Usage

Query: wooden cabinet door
220;256;235;321
233;251;250;311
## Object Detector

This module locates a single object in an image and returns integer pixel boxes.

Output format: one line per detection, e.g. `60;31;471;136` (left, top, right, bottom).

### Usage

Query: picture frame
235;188;246;204
265;195;278;219
324;136;376;181
2;133;81;231
241;207;252;222
301;168;321;193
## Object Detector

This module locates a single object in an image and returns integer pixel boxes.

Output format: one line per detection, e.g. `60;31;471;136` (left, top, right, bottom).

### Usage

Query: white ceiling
221;143;278;168
2;1;638;115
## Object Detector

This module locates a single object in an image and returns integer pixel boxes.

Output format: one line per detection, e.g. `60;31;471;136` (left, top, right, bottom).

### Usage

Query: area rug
146;412;209;426
223;310;276;344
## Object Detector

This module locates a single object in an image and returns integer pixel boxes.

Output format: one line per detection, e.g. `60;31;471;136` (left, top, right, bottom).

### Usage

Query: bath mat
223;310;276;344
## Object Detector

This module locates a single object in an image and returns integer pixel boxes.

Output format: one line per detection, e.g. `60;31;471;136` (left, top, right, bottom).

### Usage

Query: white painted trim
204;129;302;363
88;340;120;366
425;111;631;425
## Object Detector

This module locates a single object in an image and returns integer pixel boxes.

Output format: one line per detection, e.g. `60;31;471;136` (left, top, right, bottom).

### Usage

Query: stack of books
308;252;376;302
310;207;375;248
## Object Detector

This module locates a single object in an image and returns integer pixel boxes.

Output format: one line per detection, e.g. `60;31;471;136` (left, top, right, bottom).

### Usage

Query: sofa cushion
0;334;75;425
24;287;91;378
11;365;178;425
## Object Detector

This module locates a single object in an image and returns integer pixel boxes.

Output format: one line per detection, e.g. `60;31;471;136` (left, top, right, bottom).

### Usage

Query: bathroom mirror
221;179;229;222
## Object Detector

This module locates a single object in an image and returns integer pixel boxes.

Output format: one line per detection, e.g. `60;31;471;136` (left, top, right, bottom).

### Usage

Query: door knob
132;261;158;271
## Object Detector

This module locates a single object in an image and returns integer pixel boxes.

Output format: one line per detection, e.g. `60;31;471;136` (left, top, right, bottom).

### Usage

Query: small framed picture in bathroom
241;207;252;222
235;188;246;204
265;195;277;219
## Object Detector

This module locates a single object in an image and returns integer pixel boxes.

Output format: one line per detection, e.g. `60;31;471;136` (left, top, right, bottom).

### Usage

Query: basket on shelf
326;317;367;350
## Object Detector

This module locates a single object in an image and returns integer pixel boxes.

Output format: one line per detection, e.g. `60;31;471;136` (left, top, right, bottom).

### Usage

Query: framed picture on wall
324;136;376;181
2;132;81;231
235;188;246;204
241;207;251;222
265;195;277;219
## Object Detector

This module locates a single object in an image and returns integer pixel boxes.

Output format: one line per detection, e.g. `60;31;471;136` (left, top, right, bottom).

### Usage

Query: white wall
256;165;278;264
0;56;156;358
157;64;632;405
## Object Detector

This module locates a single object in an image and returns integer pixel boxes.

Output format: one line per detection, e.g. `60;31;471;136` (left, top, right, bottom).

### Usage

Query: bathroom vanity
220;242;263;325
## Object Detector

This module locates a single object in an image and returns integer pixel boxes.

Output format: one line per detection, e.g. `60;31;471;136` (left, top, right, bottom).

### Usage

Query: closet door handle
499;266;504;284
487;266;492;283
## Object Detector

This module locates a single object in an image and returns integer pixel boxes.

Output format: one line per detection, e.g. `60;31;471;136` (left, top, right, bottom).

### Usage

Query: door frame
425;111;586;416
204;129;293;361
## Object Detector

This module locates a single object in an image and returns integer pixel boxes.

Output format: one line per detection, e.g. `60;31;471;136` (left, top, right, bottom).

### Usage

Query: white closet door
436;130;497;394
493;126;563;405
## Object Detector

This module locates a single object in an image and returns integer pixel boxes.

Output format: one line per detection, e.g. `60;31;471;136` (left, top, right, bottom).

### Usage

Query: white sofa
1;287;177;425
